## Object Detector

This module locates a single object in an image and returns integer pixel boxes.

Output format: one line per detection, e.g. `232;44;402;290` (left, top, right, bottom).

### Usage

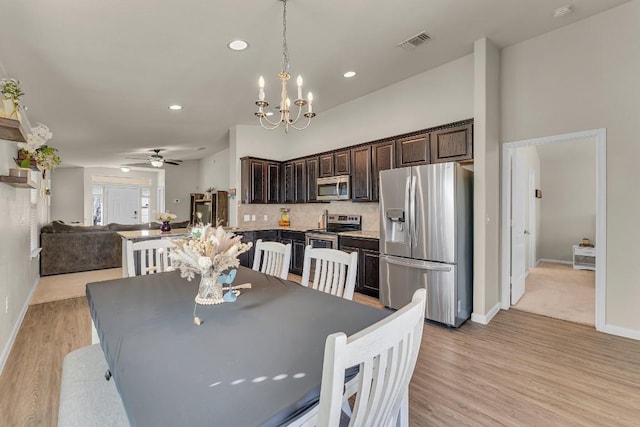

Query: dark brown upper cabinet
396;133;430;167
282;161;294;203
319;154;333;177
293;159;307;203
334;149;351;175
306;156;319;202
241;157;281;204
351;145;372;202
371;140;396;201
430;123;473;163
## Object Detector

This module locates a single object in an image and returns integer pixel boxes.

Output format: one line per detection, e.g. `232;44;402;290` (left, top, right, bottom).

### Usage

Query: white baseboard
0;277;39;376
471;302;501;325
600;324;640;341
538;258;572;266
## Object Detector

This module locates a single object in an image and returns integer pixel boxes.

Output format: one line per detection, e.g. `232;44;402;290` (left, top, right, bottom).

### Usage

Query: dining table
86;266;390;427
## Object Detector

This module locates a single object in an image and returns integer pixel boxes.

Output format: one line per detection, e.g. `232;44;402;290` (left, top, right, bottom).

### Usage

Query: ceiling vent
398;32;431;50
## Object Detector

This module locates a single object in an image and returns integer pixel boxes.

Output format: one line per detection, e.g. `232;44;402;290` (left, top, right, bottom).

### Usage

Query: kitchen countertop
224;225;312;233
117;228;190;240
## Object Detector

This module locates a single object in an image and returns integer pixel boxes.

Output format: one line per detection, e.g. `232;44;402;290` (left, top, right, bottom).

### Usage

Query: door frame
500;128;606;331
527;168;537;271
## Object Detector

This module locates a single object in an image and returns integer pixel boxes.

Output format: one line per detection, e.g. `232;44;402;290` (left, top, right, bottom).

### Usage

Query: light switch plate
251;215;256;221
243;215;250;221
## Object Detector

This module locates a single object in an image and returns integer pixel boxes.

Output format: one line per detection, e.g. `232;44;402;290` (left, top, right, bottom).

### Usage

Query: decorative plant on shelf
17;124;60;178
0;78;24;120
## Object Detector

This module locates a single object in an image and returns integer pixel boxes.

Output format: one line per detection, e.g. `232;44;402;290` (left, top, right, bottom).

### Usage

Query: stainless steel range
305;214;362;249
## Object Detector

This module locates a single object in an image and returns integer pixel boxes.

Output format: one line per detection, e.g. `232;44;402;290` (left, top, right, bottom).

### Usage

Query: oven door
305;232;338;249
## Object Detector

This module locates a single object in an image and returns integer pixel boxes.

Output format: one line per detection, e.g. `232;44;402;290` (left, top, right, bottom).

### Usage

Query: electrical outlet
251;215;256;222
243;215;250;222
263;215;268;221
5;297;8;314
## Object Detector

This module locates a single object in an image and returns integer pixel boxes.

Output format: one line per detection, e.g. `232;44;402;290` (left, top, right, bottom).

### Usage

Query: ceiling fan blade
165;161;182;166
166;159;183;163
125;156;149;160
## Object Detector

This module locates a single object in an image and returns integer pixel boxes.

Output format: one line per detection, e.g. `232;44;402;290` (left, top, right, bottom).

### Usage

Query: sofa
40;220;189;276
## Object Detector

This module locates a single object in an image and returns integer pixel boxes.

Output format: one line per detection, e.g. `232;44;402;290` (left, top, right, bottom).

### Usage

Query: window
140;187;150;223
92;185;104;225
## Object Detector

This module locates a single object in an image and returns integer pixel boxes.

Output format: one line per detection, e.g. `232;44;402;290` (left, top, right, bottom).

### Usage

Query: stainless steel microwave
317;175;350;201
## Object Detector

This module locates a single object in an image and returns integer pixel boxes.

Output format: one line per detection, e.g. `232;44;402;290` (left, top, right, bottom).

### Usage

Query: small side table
573;245;596;271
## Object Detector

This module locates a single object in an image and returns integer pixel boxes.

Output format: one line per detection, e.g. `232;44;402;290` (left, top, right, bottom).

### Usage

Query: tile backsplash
238;201;380;231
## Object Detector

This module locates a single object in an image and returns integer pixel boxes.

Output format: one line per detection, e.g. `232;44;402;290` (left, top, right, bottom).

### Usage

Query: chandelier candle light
255;0;315;133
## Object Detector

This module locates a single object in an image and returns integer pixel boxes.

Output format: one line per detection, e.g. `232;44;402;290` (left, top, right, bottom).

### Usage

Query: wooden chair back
301;246;358;301
126;239;176;277
252;239;292;280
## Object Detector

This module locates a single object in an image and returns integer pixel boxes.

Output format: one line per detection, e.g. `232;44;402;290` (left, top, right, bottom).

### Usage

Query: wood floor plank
1;289;640;426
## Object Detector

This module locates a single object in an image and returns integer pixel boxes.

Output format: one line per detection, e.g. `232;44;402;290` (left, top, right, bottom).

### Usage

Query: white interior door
106;186;140;224
528;168;537;269
511;152;527;305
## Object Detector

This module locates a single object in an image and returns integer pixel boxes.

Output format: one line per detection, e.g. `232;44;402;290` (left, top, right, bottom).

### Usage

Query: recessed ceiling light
228;40;249;51
168;104;183;110
343;71;357;78
120;167;130;173
553;5;572;18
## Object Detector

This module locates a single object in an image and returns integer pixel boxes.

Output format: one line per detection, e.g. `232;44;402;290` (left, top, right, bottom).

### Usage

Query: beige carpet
30;268;123;305
513;262;595;326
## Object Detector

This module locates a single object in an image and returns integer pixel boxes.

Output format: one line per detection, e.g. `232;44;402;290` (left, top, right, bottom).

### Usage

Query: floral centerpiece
0;78;24;120
170;225;252;308
157;212;177;232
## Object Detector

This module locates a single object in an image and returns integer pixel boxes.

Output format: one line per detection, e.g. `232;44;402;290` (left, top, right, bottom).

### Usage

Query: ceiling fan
126;149;183;168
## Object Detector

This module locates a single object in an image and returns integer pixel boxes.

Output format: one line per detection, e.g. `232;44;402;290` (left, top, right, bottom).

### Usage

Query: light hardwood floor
2;273;640;426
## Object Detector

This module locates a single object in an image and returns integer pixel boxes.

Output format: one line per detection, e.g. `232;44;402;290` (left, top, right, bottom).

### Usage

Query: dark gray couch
40;220;189;276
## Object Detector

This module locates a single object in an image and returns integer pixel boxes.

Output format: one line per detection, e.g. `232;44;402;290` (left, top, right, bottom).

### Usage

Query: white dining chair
126;239;176;277
301;246;358;300
289;288;426;427
252;239;292;280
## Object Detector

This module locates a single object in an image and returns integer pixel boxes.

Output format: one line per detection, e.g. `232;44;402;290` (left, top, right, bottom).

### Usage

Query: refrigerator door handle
381;255;452;272
410;175;418;248
405;176;411;247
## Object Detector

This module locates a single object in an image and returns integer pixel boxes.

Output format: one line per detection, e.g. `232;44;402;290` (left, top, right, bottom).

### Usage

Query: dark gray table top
86;267;389;427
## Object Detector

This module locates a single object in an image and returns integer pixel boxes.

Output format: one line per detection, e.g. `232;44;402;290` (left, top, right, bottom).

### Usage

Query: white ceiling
0;0;629;168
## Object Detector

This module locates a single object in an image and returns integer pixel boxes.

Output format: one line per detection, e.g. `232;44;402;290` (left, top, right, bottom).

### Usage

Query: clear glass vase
195;273;223;305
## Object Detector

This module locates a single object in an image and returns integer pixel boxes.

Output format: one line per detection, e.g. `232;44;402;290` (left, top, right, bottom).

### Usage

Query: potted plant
14;124;60;178
0;78;24;120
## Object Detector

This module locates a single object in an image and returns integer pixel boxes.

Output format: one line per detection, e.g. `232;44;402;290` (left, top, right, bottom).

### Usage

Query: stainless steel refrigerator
379;162;473;327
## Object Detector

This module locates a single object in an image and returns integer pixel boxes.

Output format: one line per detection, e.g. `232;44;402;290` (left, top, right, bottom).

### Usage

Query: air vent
398;31;431;50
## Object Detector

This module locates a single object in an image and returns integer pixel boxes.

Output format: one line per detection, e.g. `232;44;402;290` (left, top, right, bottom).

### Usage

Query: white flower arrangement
18;123;53;154
157;212;177;222
169;225;252;281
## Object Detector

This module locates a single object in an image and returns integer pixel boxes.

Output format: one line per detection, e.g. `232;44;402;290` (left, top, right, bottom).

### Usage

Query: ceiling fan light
150;160;164;168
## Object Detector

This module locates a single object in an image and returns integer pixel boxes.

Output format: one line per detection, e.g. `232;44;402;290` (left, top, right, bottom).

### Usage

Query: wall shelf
0;175;36;188
0;117;26;143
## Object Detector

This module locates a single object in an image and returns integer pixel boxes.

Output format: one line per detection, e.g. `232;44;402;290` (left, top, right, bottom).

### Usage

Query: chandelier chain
281;0;290;74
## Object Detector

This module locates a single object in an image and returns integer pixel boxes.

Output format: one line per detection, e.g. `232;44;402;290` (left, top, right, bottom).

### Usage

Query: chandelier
255;0;315;133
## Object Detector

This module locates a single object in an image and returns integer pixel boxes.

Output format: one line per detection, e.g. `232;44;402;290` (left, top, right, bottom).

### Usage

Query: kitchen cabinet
190;192;228;226
371;140;396;201
282;162;294;203
306;156;319;202
350;145;372;202
339;236;380;298
319;154;333;177
396;133;430;167
236;231;256;268
334;149;351;175
280;230;306;275
240;157;280;204
430;123;473;163
293;160;307;203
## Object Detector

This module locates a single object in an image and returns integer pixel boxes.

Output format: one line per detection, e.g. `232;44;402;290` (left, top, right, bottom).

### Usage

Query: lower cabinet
236;231;256;268
339;236;380;298
280;230;306;276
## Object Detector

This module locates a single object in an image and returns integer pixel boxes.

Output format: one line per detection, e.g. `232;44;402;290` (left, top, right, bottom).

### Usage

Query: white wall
0;140;48;374
164;160;199;221
199;148;230;193
50;167;84;223
501;0;640;331
537;139;596;262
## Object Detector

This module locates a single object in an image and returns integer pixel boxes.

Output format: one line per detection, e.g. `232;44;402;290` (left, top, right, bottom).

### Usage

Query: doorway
501;129;606;331
105;186;141;224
